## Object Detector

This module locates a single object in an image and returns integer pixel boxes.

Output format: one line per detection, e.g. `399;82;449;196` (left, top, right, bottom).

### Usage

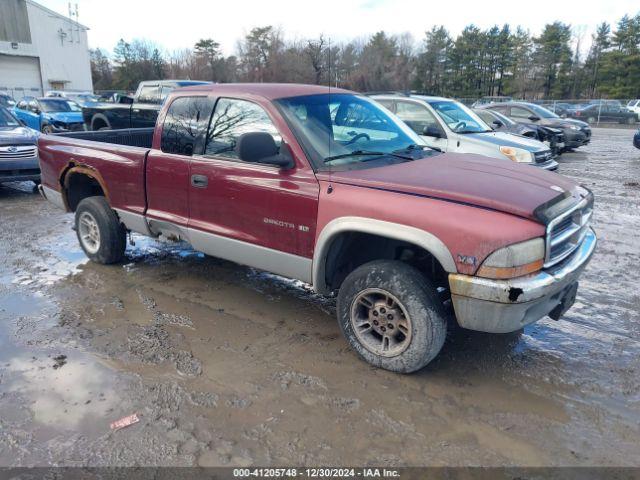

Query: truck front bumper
448;228;597;333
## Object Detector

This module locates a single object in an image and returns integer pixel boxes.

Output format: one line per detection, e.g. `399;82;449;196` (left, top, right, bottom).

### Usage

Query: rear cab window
160;96;214;156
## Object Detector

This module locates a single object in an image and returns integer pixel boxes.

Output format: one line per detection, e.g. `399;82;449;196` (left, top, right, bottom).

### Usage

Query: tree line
90;13;640;100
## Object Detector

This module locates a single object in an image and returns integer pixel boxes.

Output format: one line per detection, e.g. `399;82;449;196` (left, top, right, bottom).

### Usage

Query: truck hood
463;131;547;152
323;153;580;221
45;111;83;124
0;126;39;145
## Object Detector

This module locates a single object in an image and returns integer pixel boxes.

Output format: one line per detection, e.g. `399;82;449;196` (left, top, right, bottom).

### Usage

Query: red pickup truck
38;83;596;373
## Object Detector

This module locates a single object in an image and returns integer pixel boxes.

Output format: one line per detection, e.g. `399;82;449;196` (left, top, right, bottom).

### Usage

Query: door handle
191;174;208;188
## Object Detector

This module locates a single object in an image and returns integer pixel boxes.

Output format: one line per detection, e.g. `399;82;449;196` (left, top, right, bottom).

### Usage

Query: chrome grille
0;145;37;159
534;150;553;164
545;196;593;268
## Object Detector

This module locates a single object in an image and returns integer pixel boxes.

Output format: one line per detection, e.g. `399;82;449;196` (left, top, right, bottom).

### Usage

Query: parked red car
37;83;596;373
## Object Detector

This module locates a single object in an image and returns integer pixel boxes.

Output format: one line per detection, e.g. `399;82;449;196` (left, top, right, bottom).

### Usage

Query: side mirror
528;115;540;122
235;132;293;168
422;125;444;138
492;120;504;127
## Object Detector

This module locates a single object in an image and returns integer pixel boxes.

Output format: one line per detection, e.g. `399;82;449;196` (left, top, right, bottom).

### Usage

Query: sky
37;0;639;56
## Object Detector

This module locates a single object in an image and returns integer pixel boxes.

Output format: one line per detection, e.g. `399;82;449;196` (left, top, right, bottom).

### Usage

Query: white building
0;0;92;100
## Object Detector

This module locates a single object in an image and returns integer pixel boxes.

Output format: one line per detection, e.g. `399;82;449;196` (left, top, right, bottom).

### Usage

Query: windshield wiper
323;150;413;163
395;143;442;153
457;129;492;134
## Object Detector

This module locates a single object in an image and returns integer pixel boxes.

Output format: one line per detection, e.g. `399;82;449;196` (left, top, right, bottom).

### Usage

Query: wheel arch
59;164;111;212
91;114;111;131
312;217;457;294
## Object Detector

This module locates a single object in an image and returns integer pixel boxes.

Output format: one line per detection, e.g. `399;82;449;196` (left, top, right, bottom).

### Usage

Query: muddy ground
0;128;639;467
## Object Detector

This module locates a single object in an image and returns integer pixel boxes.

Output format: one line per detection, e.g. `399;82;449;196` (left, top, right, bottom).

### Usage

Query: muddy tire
337;260;447;373
75;196;126;264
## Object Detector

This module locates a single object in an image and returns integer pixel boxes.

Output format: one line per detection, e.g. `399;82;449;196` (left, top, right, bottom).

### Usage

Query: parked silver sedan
0;107;40;186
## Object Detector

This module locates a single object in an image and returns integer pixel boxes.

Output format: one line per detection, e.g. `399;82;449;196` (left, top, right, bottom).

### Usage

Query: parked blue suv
13;97;84;133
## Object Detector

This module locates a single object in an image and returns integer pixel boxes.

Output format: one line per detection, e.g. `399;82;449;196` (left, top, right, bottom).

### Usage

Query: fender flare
91;113;111;131
312;216;457;294
59;163;111;211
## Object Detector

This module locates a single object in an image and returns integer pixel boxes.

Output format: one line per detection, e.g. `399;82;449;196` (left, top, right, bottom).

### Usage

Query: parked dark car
480;102;591;150
474;108;537;137
475;108;565;157
567;101;638;124
0;107;40;185
82;80;211;130
634;129;640;149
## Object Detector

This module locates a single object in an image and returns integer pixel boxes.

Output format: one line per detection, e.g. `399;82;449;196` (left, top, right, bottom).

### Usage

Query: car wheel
75;196;126;264
587;116;597;124
41;124;53;134
627;117;636;125
337;259;447;373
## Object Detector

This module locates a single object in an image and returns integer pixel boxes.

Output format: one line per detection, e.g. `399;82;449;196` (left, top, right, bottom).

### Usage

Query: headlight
477;238;544;279
499;146;534;163
568;125;581;130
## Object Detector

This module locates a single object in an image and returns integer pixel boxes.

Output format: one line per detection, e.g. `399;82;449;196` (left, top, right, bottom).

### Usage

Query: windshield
0;107;20;128
428;100;492;133
69;94;98;103
527;103;559;119
39;99;82;113
491;109;516;126
0;95;16;107
276;93;427;170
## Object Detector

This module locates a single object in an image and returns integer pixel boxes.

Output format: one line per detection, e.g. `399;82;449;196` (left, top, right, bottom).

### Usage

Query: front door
187;96;319;278
394;100;449;151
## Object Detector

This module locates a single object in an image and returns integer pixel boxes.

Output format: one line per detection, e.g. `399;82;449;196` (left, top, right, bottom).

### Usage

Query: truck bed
38;130;152;215
54;127;154;149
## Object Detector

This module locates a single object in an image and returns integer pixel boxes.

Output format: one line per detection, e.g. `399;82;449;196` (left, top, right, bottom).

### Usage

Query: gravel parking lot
1;127;639;467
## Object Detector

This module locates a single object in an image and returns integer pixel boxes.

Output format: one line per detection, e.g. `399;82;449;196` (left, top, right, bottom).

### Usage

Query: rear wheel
75;196;126;264
587;116;597;124
337;260;447;373
627;116;636;125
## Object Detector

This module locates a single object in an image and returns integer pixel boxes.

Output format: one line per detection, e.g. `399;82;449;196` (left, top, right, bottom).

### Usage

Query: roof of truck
177;83;353;100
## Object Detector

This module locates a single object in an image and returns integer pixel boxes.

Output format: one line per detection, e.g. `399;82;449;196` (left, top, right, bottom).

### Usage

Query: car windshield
428;100;492;133
70;94;98;103
276;93;428;170
527;103;559;119
1;95;16;107
491;110;516;126
0;107;20;128
39;99;81;112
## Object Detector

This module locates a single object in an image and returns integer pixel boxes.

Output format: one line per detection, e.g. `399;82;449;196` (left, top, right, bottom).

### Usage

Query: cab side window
28;100;39;113
160;96;214;156
137;85;161;104
16;100;28;110
510;106;532;119
394;101;439;135
204;98;280;159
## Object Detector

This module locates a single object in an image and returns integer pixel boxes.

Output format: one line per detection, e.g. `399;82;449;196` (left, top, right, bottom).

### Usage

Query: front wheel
41;124;53;134
337;260;447;373
75;196;126;264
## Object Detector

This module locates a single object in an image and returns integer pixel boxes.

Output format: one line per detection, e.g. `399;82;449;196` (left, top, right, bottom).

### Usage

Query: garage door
0;54;42;100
